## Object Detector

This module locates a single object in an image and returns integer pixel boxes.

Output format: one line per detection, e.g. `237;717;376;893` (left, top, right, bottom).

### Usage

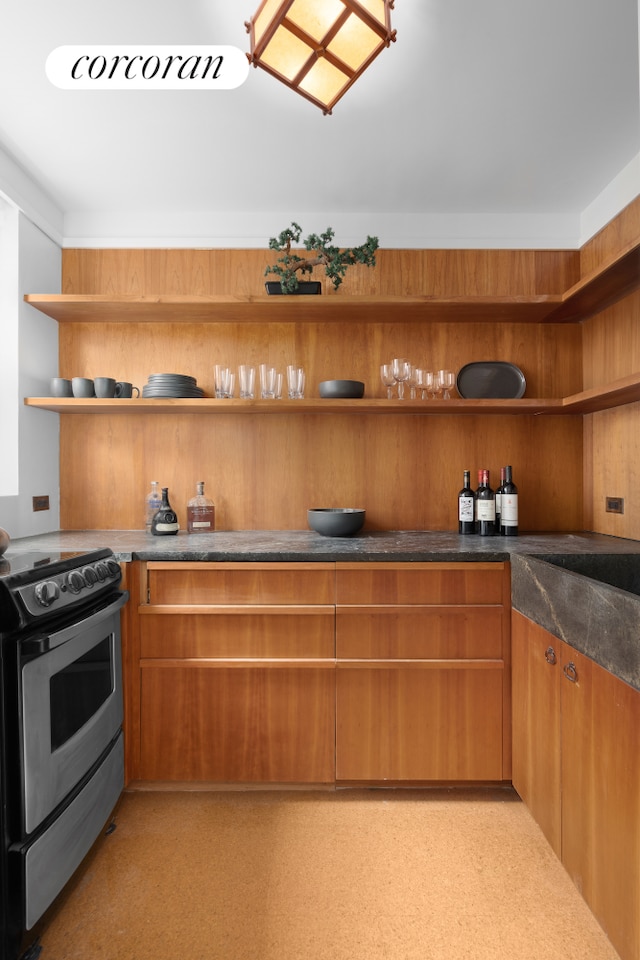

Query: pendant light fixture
245;0;396;115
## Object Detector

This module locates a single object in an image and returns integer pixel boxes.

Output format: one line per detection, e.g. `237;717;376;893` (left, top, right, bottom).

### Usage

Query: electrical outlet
606;497;624;514
32;495;50;512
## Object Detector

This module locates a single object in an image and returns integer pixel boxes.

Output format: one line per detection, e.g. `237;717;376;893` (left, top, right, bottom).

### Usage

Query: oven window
50;635;114;750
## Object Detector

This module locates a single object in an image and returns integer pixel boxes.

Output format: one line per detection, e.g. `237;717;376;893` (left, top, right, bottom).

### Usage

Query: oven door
19;592;127;836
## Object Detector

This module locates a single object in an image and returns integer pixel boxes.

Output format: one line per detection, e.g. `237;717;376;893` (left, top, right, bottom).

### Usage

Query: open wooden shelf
23;237;640;326
23;373;640;416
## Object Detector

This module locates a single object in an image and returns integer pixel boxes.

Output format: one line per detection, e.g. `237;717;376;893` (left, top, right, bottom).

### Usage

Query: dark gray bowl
318;380;365;399
308;508;366;537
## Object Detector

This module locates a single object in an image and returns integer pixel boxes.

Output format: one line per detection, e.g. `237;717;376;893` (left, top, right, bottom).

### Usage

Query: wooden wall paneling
581;290;640;391
587;403;640;540
59;410;584;531
580;196;640;278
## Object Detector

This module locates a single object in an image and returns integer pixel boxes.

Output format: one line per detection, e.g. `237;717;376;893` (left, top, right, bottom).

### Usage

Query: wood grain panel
59;411;583;531
146;564;335;605
511;611;562;857
336;606;503;659
62;248;578;298
139;662;335;782
336;662;504;781
140;611;335;658
561;647;640;960
580;196;640;278
587;402;640;540
336;562;507;605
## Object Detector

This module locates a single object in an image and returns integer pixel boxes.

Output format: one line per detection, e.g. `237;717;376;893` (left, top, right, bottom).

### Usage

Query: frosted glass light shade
246;0;396;114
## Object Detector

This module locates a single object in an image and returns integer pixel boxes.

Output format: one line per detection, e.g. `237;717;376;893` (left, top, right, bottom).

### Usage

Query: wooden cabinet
137;562;335;784
335;562;511;783
512;610;640;960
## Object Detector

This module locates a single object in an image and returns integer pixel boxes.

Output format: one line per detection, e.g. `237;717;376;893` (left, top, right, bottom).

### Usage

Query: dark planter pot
265;281;322;295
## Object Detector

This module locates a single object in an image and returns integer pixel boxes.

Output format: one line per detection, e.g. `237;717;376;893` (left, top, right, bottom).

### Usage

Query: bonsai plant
265;222;379;294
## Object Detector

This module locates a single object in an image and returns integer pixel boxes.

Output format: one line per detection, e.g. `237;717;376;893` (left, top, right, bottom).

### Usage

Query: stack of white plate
142;373;204;398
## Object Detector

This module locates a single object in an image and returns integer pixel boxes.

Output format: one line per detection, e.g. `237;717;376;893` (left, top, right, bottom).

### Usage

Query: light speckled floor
32;788;621;960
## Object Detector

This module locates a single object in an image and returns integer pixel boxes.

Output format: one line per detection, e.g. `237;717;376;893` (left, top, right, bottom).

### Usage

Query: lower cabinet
512;610;640;960
136;561;336;784
127;560;511;787
335;562;511;782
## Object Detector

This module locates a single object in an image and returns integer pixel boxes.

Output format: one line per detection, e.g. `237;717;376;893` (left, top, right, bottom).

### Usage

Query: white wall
0;212;61;539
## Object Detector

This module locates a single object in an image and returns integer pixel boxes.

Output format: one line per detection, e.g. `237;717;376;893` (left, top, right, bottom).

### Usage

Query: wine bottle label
476;500;496;521
459;498;474;521
191;521;212;528
154;520;179;532
501;495;518;523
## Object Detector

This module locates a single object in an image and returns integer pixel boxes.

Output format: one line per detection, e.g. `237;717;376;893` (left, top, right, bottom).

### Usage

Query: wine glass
421;370;435;399
407;365;420;399
392;358;411;399
438;369;456;400
380;363;395;399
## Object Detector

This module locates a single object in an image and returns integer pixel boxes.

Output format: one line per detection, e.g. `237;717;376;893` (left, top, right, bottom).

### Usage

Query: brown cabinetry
335;562;511;783
137;562;335;784
512;610;640;960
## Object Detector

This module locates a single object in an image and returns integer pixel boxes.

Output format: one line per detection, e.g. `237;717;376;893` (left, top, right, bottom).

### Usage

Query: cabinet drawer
336;562;506;605
336;662;504;782
147;562;335;605
140;662;335;783
140;610;335;659
337;606;504;659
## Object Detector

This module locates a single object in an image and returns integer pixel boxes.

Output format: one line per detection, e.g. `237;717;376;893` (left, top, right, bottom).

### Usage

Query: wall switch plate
32;495;50;512
606;497;624;514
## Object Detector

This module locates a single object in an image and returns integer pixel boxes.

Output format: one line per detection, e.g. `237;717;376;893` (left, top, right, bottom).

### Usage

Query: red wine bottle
495;466;506;534
458;469;475;534
475;469;495;536
500;465;518;536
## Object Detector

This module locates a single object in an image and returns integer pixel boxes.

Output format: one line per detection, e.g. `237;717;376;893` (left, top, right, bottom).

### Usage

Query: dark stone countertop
6;529;640;564
5;529;640;692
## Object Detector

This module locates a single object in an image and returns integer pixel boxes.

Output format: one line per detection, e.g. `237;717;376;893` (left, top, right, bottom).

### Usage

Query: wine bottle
187;481;215;533
151;487;180;536
145;480;162;533
475;469;495;536
500;465;518;536
458;470;475;534
495;467;506;534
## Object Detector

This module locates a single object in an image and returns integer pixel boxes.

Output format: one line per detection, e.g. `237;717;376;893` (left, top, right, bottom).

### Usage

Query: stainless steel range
0;547;128;960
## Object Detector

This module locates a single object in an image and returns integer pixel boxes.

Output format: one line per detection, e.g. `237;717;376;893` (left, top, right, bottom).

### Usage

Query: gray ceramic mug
94;377;117;398
72;377;95;398
51;377;73;397
115;382;140;398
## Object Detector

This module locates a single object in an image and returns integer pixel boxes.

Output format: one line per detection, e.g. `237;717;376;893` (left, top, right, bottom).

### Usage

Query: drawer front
147;562;335;605
140;662;335;783
141;611;335;659
336;662;504;782
337;606;504;659
336;562;506;605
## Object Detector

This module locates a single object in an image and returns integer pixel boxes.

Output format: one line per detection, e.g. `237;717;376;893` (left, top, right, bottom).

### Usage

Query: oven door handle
20;590;129;656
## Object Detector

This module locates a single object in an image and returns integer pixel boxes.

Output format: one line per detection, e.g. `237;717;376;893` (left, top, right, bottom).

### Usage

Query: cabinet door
336;661;504;782
511;611;562;857
561;647;640;960
140;661;335;783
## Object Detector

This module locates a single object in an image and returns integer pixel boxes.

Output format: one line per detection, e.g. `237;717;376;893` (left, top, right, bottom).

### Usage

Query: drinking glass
238;365;255;400
223;370;235;398
214;365;230;399
259;363;277;399
380;363;395;399
408;365;420;400
421;370;435;399
392;358;411;399
287;365;305;399
438;369;456;400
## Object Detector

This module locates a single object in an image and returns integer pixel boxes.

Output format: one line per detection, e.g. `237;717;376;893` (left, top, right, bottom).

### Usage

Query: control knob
94;561;108;581
34;580;60;607
66;570;85;593
82;566;99;587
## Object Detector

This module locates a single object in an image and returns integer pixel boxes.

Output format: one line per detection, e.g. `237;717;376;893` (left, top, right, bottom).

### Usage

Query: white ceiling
0;0;639;247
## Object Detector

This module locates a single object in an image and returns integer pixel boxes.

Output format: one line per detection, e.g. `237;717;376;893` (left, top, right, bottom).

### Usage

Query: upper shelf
23;237;640;325
23;372;640;416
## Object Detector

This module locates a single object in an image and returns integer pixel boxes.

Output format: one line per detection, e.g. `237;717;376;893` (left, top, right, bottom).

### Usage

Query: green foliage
265;223;379;293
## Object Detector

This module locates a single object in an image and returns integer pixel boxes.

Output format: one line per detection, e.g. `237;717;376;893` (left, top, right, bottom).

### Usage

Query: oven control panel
16;558;122;619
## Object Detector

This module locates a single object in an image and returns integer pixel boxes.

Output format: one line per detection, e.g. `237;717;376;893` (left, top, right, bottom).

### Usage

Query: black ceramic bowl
308;508;366;537
318;380;365;399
